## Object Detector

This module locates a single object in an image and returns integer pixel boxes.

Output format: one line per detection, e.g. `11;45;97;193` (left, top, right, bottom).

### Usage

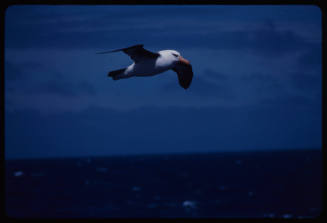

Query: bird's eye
172;53;179;57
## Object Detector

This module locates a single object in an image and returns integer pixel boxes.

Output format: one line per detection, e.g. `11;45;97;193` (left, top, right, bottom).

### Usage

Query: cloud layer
4;5;322;158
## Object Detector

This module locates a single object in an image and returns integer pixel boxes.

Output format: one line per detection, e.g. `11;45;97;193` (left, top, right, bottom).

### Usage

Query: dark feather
108;68;125;77
172;63;193;89
97;44;159;63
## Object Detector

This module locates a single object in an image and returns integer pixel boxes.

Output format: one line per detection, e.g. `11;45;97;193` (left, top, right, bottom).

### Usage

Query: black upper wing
172;62;193;89
97;44;160;63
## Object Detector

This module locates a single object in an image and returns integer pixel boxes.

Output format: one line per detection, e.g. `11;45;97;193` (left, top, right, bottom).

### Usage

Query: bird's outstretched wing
172;62;193;89
96;44;160;63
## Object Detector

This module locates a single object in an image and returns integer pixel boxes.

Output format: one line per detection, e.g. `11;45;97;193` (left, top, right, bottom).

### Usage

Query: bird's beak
178;56;190;65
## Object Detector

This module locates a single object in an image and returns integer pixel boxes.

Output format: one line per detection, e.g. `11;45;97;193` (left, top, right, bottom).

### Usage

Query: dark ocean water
5;149;322;218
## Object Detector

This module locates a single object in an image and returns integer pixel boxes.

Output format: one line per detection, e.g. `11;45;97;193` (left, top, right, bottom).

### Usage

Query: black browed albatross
97;44;193;89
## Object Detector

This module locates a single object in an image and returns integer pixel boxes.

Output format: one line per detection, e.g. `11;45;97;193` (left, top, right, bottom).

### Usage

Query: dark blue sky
5;5;322;159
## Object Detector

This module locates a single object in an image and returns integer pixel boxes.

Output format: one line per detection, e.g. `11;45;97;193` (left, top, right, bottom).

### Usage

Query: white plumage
98;44;193;89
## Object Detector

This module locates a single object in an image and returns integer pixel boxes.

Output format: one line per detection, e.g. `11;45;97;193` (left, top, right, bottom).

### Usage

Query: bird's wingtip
96;50;115;54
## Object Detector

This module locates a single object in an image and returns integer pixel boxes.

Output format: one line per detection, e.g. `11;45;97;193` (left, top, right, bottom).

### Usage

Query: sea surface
5;149;322;218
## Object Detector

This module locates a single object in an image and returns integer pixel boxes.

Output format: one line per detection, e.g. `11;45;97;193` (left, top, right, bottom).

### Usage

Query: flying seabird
97;44;193;89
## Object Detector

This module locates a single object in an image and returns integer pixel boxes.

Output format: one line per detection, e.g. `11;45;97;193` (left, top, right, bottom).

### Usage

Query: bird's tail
108;68;126;80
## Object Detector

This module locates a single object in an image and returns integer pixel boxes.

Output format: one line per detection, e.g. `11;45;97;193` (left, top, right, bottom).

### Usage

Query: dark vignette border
0;0;325;223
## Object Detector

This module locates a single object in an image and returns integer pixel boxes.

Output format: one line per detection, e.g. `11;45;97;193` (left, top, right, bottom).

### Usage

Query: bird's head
169;50;191;66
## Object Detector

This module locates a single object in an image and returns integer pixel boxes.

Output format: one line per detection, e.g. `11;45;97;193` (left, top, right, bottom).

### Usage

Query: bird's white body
122;50;180;78
102;44;193;89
